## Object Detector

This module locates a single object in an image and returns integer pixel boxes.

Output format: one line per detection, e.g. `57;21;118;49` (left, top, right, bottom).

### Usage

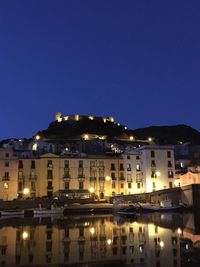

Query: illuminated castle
55;112;115;124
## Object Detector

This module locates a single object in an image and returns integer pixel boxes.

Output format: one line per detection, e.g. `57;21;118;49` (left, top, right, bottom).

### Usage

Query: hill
132;124;200;145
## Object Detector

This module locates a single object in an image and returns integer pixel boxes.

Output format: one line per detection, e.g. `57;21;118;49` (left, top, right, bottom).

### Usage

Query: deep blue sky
0;0;200;139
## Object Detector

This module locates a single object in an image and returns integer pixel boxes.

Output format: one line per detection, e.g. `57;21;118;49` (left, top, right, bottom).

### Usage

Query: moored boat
0;210;24;217
33;204;64;217
138;200;183;213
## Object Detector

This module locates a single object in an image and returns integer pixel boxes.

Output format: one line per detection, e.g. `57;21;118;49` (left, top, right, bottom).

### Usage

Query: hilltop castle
55;112;115;124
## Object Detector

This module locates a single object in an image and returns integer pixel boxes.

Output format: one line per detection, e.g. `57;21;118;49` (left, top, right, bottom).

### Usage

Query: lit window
4;182;8;189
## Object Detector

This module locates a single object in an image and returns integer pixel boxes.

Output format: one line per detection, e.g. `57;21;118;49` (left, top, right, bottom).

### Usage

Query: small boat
33;204;64;217
138;200;183;213
0;210;24;217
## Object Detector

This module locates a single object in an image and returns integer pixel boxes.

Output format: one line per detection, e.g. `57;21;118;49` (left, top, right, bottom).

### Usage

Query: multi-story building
0;148;18;200
15;145;175;200
139;146;175;192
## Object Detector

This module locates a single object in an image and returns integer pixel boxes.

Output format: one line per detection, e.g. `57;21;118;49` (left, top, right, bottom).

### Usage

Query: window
5;162;9;167
168;161;172;168
151;151;155;157
137;183;141;189
79;181;84;189
167;151;171;158
64;160;69;168
18;182;23;191
169;182;173;188
151;171;156;178
90;161;95;167
31;160;35;169
79;160;83;168
111;172;116;180
31;182;35;191
136;155;140;160
4;172;9;179
112;182;115;189
47;181;52;189
168;171;174;178
127;155;130;159
99;161;104;167
19;160;23;169
128;183;132;189
121;183;124;189
64;182;69;189
151;160;156;167
127;163;131;171
47;160;53;168
136;164;140;171
119;163;124;170
47;170;53;179
5;153;9;158
111;163;115;170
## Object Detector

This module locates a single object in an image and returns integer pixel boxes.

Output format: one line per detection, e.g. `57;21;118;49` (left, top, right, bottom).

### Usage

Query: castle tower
55;112;62;122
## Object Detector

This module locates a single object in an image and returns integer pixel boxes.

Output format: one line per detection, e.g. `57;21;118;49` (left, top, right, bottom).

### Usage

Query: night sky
0;0;200;140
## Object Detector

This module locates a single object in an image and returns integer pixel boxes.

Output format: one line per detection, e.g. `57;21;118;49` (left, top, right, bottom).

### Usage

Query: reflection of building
0;216;181;266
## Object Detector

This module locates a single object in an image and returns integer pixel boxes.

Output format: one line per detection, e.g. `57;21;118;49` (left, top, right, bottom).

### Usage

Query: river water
0;212;199;267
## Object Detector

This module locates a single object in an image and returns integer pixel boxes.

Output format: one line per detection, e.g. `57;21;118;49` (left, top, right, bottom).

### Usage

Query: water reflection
0;213;200;266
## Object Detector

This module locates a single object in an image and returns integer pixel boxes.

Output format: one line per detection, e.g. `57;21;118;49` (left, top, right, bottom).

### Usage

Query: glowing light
22;231;29;240
65;147;69;151
90;227;95;235
160;241;164;248
35;135;40;140
177;228;182;235
84;134;89;140
129;136;134;141
156;171;161;177
23;188;30;195
148;137;152;142
4;182;8;189
124;126;127;130
89;187;94;193
117;123;120;126
64;116;69;121
89;116;94;120
32;143;37;151
105;176;111;181
103;118;107;123
107;239;112;245
75;114;79;121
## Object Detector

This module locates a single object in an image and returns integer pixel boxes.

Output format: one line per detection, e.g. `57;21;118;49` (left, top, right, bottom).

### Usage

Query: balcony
90;177;96;182
47;175;53;180
47;164;53;169
99;176;105;182
127;178;133;182
127;168;131;172
2;176;10;181
78;174;85;179
63;174;71;181
119;176;125;181
29;175;37;180
47;186;53;190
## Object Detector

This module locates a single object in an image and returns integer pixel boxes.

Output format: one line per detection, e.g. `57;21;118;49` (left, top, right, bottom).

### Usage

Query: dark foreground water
0;212;200;267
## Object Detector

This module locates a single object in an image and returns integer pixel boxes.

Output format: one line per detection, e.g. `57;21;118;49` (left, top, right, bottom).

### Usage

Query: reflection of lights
105;176;111;181
186;243;189;250
23;188;30;195
22;231;29;240
160;241;164;248
90;227;95;235
89;187;94;193
177;228;182;235
107;239;112;245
